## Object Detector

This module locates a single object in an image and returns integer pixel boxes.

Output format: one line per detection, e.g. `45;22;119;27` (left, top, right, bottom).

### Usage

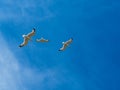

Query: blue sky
0;0;120;90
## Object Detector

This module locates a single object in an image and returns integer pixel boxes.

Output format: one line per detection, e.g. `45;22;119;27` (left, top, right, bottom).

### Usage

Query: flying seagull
36;37;49;43
19;28;36;47
59;38;73;51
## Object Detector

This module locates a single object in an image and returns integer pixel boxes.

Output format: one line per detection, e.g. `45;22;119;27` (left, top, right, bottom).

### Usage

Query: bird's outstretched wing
19;38;29;47
64;38;73;45
27;28;35;37
59;44;67;51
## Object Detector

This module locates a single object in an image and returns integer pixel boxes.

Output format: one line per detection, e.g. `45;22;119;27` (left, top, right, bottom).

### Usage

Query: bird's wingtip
19;45;23;48
58;49;62;51
19;45;22;48
32;28;36;32
71;37;73;40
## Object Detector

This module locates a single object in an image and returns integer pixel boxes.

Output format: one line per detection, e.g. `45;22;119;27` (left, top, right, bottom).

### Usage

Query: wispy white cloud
0;33;26;90
0;0;55;22
0;32;62;90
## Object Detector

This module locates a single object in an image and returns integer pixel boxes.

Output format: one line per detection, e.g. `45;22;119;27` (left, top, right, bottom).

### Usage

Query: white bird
19;28;36;47
59;38;73;51
36;37;49;43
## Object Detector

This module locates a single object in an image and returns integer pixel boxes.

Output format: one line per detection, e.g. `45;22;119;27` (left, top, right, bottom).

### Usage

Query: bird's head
22;35;27;38
62;42;65;44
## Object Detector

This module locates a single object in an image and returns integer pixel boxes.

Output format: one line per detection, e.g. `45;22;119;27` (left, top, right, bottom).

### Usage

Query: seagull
59;38;73;51
36;37;49;43
19;28;36;47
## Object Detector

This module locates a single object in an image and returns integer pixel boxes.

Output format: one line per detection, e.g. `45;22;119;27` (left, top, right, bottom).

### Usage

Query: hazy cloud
0;0;55;22
0;32;62;90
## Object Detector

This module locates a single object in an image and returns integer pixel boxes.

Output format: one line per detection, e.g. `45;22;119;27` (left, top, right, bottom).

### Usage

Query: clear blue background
0;0;120;90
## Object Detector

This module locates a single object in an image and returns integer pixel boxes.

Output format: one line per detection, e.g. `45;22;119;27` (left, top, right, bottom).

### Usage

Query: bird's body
19;28;35;47
36;37;49;43
59;38;73;51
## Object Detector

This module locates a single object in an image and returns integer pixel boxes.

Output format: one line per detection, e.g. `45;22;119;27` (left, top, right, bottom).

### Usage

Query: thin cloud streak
0;0;55;22
0;32;64;90
0;33;26;90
